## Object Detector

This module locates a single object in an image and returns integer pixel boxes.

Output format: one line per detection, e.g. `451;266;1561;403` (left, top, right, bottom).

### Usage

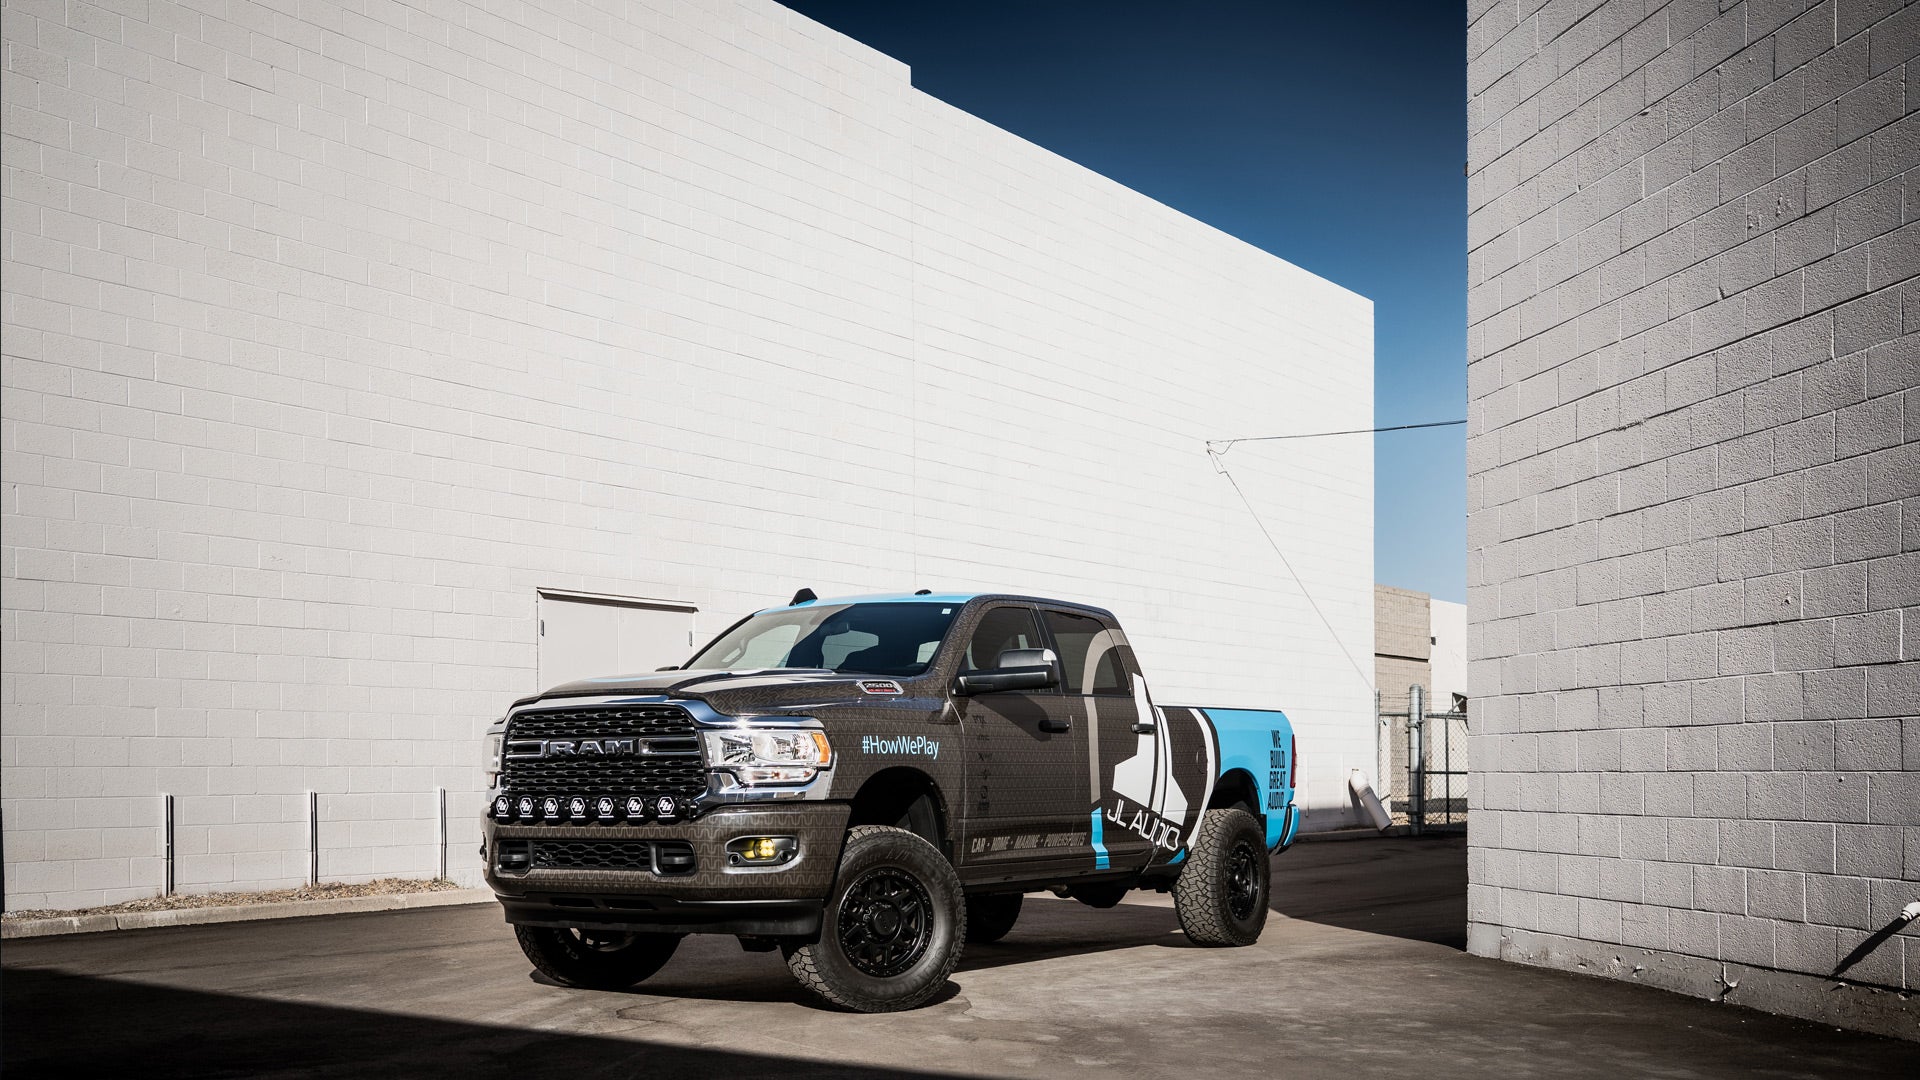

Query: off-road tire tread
786;825;965;1012
1172;808;1268;947
513;925;681;990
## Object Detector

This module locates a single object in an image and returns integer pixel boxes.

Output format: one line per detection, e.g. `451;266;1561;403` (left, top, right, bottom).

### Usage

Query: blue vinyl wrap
1195;707;1296;850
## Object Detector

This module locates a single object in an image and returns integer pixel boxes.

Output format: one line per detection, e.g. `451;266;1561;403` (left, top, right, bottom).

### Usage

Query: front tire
786;825;964;1012
1173;808;1270;946
514;926;682;990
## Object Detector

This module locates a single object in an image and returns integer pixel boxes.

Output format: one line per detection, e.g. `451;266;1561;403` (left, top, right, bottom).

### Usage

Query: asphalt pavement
4;836;1915;1078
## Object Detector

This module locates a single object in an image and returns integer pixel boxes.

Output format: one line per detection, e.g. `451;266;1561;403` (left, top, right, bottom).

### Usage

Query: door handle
1040;717;1072;733
1131;721;1156;734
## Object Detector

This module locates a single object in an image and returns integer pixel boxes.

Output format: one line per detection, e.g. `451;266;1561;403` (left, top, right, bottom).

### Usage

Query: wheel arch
846;766;951;860
1207;767;1261;816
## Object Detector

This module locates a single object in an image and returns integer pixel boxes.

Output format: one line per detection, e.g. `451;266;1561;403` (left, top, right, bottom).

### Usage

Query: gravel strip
4;878;460;921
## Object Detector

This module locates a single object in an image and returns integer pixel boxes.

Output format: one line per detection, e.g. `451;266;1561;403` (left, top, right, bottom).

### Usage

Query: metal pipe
1349;770;1392;831
1373;688;1390;807
1409;684;1425;836
163;793;175;895
436;787;448;881
307;791;319;886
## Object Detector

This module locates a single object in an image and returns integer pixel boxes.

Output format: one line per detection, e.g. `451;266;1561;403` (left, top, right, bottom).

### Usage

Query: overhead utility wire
1210;464;1378;693
1202;417;1465;694
1207;418;1466;455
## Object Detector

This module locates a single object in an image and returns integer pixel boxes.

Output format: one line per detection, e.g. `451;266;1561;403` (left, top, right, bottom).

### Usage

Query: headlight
484;732;504;784
702;727;832;785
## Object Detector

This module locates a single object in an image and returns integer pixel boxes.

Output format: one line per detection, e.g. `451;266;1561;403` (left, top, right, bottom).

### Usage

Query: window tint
820;628;878;668
687;603;958;677
964;607;1044;671
725;622;801;669
1043;610;1125;694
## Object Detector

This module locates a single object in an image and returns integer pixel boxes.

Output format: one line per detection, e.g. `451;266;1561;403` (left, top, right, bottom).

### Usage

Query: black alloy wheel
1225;840;1261;921
838;868;935;977
785;825;965;1012
1172;807;1270;946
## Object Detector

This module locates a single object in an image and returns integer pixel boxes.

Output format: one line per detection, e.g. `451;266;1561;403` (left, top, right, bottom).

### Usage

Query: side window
1090;643;1126;693
1043;610;1125;694
964;607;1044;672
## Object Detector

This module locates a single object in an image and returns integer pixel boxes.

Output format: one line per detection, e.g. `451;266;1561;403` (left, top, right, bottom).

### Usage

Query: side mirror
996;647;1056;672
953;647;1059;695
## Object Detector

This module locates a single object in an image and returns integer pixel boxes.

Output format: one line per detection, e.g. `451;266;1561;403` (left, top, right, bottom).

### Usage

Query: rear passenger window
964;607;1045;671
1043;610;1125;694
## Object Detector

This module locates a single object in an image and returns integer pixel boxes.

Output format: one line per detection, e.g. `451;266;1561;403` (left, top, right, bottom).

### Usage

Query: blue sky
781;1;1467;603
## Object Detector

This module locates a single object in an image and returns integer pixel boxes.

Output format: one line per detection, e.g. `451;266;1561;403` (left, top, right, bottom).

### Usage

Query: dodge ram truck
481;591;1299;1011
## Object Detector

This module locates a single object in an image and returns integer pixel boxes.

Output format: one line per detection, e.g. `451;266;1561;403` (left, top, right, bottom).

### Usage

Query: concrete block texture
1467;0;1919;1020
1;1;1378;909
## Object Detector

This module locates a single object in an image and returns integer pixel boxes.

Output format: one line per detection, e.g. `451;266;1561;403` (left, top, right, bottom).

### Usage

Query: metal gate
1377;684;1468;833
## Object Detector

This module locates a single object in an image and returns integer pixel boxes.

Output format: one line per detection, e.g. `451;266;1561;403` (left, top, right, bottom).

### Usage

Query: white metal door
537;591;697;692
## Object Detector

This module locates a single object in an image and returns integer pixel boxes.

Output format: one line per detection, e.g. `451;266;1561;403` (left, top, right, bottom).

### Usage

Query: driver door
956;604;1090;872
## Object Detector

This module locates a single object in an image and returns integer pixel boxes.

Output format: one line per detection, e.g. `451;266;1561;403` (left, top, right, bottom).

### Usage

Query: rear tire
514;926;681;990
786;825;964;1012
965;892;1023;943
1173;808;1269;946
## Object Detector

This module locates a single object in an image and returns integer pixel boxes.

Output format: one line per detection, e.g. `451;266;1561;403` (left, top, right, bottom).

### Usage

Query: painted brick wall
1466;0;1918;1028
0;0;1373;909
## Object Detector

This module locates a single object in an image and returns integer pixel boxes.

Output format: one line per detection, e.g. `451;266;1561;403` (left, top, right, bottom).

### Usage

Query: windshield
686;603;961;677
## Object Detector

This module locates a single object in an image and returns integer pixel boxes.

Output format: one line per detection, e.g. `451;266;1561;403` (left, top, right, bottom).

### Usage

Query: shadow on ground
959;896;1193;971
593;897;1190;1006
1267;833;1468;949
8;836;1917;1079
0;968;969;1080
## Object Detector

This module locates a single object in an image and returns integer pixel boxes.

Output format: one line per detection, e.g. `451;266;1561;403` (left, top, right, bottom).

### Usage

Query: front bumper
499;896;826;937
484;802;851;933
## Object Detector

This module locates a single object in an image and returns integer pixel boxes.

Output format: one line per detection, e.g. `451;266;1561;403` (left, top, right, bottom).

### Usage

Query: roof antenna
790;588;817;606
914;589;932;595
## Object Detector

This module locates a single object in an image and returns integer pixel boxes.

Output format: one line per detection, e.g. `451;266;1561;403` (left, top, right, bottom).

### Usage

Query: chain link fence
1376;685;1467;832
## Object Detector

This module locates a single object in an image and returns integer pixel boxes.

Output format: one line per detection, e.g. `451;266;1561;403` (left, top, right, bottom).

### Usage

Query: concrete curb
2;887;494;940
1297;826;1404;841
1296;825;1468;842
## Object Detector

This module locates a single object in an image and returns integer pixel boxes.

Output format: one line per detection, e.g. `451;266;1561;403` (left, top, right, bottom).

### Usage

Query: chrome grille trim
501;704;708;798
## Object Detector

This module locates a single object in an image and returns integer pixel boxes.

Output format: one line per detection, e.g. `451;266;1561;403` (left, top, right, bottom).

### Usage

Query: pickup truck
481;591;1299;1011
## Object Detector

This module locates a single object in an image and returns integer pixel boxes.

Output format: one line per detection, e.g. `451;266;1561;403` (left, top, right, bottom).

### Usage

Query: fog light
726;836;797;866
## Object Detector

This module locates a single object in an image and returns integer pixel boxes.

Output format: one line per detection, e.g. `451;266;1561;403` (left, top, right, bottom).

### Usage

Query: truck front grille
502;704;706;799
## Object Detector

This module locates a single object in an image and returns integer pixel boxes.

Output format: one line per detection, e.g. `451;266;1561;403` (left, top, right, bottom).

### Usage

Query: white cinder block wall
1;0;1373;911
1466;0;1917;1035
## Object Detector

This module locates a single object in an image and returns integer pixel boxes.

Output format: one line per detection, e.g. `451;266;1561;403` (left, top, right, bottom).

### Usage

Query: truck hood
514;668;906;715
